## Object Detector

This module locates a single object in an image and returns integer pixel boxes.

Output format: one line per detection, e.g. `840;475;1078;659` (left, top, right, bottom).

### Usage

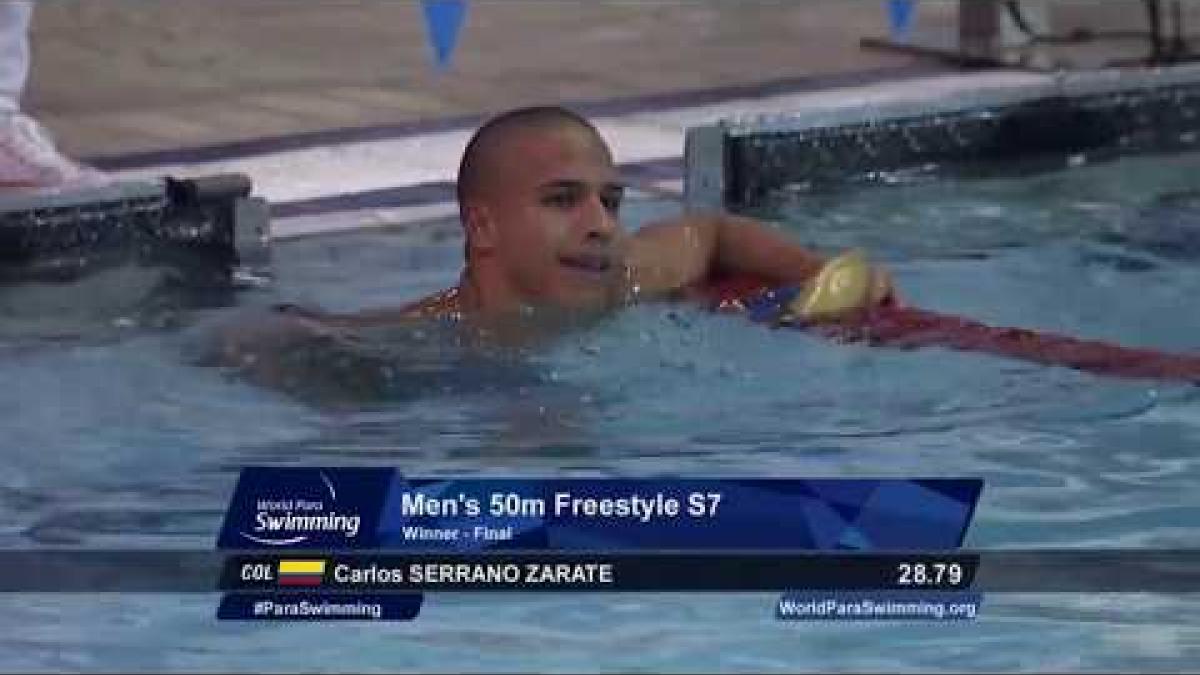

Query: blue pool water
1;150;1200;671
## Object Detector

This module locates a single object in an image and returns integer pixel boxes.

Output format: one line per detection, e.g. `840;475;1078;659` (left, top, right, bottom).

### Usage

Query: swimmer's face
467;125;627;312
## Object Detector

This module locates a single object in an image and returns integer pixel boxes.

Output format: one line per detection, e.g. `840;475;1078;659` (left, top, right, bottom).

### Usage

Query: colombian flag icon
277;559;326;587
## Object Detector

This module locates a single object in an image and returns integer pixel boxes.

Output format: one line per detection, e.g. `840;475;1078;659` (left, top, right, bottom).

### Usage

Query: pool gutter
0;174;270;287
686;63;1200;210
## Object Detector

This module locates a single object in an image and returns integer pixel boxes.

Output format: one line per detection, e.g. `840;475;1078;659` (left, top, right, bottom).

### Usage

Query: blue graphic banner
217;469;982;552
217;592;422;621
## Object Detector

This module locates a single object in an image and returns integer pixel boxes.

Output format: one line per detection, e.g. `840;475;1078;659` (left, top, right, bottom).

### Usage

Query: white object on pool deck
0;113;106;189
102;66;1200;240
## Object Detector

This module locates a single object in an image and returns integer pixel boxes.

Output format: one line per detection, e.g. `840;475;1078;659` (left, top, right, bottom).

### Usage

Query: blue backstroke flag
422;0;468;69
888;0;916;40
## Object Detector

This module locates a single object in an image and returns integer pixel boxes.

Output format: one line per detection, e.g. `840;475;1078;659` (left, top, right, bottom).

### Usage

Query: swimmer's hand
782;249;898;323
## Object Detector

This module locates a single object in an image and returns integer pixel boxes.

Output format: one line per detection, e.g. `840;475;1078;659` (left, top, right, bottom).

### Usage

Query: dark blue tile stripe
271;157;684;219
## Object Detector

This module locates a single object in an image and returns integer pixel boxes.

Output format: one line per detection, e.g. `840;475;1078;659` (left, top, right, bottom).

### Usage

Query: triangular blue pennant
422;0;467;69
887;0;916;40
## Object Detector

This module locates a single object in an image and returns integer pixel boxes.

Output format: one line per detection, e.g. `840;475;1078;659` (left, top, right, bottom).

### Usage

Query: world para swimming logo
218;467;391;549
241;471;360;546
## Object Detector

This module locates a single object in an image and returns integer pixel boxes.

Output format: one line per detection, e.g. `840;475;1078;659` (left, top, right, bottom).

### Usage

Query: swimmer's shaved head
451;105;627;314
456;105;609;206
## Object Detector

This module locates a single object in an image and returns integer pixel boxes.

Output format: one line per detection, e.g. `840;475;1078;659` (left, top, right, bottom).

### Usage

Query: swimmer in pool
214;106;897;396
318;105;894;325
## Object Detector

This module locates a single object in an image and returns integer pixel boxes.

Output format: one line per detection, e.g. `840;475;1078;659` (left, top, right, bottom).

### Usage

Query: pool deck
28;2;956;158
23;1;1198;238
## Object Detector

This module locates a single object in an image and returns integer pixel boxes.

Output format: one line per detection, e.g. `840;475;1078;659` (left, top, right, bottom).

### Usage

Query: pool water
1;151;1200;671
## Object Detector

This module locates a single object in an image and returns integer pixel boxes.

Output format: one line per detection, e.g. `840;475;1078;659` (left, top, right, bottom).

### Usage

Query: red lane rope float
701;269;1200;384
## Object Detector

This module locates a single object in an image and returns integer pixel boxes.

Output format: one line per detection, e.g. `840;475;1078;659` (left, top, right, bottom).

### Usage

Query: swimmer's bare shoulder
208;305;349;385
204;305;402;404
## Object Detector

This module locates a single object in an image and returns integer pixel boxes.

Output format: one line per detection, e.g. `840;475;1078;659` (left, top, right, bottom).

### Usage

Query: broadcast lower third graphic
0;548;1194;593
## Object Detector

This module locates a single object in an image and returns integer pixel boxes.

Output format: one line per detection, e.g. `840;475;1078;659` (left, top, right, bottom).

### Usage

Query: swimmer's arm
210;311;394;404
625;211;826;296
211;312;332;375
310;308;419;329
